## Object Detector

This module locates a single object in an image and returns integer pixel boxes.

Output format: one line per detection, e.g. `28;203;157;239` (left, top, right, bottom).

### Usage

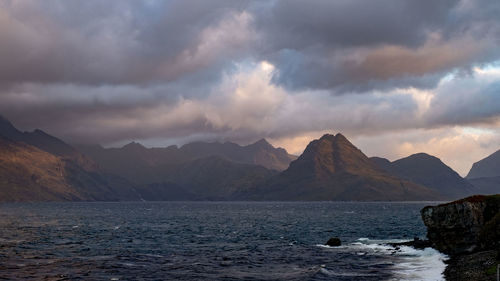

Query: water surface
0;202;447;280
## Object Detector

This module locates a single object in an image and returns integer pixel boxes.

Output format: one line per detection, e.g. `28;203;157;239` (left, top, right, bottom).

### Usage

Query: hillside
371;153;475;199
76;139;296;184
0;136;139;202
466;150;500;179
243;134;441;201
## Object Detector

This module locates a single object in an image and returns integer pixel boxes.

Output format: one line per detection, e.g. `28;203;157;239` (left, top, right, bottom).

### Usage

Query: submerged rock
325;237;341;246
388;237;431;250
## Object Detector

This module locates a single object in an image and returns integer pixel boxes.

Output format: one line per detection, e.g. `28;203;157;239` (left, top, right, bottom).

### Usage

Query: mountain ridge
370;153;475;199
242;133;441;201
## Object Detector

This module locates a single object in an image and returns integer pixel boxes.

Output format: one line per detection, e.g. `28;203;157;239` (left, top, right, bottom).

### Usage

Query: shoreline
391;238;499;280
419;195;500;281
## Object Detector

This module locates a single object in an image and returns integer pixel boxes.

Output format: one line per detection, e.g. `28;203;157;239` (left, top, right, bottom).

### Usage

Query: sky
1;0;500;176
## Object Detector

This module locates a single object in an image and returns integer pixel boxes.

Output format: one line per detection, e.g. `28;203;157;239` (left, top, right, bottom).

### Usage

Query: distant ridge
465;150;500;195
1;114;490;202
0;116;145;201
371;153;475;199
76;138;296;184
466;149;500;179
0;115;96;170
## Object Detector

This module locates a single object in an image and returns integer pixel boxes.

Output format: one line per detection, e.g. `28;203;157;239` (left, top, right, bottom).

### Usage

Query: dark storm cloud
1;0;500;148
256;0;500;91
0;0;251;86
1;0;499;90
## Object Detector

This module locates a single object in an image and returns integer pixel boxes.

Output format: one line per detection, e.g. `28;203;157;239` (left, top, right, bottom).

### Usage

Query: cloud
0;0;254;86
351;126;500;176
0;0;500;174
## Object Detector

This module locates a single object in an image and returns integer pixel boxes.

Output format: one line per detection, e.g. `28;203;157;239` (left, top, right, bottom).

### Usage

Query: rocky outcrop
421;195;500;281
421;195;500;255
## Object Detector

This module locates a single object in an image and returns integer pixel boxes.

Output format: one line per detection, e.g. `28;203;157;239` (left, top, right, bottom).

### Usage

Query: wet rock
421;195;500;281
421;195;500;255
325;237;341;246
388;237;431;250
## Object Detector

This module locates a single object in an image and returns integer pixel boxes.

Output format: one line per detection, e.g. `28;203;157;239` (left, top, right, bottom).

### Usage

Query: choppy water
0;202;447;280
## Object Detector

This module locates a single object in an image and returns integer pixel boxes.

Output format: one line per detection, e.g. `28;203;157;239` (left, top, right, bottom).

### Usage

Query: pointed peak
255;138;271;146
247;138;273;150
0;114;15;127
122;141;146;150
335;133;348;140
0;114;22;138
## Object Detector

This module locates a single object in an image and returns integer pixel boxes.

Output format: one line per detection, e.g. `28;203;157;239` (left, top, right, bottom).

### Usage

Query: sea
0;202;448;281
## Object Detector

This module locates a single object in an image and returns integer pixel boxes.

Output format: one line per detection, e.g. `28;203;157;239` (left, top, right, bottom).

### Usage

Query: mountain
466;150;500;179
0;116;141;202
0;136;139;202
0;115;96;170
465;150;500;195
371;153;475;199
467;176;500;195
76;138;296;184
242;134;440;201
136;156;278;200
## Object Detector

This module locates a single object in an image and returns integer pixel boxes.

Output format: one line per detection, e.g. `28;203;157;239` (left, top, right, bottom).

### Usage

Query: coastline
419;195;500;281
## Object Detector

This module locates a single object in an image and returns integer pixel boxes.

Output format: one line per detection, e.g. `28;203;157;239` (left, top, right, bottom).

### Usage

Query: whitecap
390;246;448;281
316;239;448;281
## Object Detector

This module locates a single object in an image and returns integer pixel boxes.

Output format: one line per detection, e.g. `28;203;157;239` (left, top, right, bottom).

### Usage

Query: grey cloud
0;0;252;86
1;0;500;149
427;79;500;127
255;0;500;92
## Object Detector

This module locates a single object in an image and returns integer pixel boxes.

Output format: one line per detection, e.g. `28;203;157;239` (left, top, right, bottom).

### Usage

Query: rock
325;237;341;246
388;237;431;250
444;250;498;281
421;195;500;255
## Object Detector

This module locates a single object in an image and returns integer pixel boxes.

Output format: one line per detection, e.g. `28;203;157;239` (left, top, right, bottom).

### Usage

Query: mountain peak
318;133;349;143
122;141;146;150
251;138;273;149
0;115;22;139
319;134;335;140
289;132;377;178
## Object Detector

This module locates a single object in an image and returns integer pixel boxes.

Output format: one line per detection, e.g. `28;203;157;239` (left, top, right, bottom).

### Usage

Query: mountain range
0;115;498;201
241;134;440;201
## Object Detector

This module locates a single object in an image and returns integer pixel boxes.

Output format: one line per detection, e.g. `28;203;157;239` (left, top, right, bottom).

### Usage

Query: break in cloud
1;0;500;175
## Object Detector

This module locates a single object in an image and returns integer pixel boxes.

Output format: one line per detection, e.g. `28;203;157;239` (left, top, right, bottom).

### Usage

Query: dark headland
419;195;500;281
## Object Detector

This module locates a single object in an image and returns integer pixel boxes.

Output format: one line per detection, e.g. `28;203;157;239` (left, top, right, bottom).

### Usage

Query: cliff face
421;195;500;255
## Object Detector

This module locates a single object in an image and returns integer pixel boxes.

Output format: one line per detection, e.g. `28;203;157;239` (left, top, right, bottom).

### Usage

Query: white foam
390;246;448;281
317;238;448;281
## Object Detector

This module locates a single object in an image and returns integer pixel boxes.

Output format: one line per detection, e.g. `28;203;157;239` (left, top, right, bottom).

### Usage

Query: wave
316;238;448;281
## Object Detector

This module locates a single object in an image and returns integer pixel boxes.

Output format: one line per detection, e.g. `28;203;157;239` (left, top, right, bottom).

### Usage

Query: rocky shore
421;195;500;281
